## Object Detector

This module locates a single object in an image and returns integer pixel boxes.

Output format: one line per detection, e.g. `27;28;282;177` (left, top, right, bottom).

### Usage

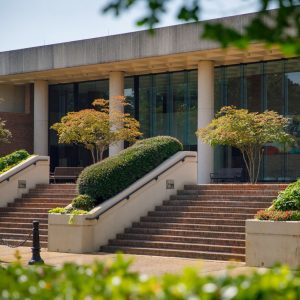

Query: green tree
197;106;294;183
0;118;11;147
51;97;142;163
102;0;300;56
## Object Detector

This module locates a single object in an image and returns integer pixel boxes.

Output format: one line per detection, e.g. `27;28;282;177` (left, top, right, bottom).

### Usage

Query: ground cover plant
255;179;300;221
77;136;183;205
0;150;30;174
1;254;300;299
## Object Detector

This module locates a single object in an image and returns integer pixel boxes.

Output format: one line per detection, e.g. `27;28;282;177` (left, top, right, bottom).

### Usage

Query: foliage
197;106;294;183
72;194;96;211
272;179;300;211
0;118;11;146
2;255;300;299
0;150;30;174
51;97;142;163
102;0;300;56
48;207;88;215
78;136;183;205
255;209;300;221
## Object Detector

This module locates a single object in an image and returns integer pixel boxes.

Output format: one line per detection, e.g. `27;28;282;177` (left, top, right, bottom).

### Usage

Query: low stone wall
48;151;197;253
246;219;300;269
0;155;49;207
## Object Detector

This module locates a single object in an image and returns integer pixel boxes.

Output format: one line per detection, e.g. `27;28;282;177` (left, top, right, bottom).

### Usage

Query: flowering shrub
1;255;300;299
255;209;300;221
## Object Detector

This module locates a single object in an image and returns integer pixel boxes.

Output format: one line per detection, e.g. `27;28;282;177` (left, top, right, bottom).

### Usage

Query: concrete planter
246;219;300;269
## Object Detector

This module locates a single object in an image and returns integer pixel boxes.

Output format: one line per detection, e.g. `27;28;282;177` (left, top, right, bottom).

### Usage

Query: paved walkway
0;246;257;276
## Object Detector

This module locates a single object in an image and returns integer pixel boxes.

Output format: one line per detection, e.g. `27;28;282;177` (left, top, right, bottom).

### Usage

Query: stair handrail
85;151;197;221
0;155;49;185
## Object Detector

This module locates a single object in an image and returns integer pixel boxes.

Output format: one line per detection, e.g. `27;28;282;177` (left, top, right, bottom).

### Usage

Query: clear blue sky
0;0;268;52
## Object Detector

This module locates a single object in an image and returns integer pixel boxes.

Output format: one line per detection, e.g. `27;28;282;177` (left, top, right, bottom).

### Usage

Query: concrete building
0;11;299;183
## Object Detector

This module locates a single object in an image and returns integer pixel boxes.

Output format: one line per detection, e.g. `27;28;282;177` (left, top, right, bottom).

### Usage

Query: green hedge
78;136;183;204
1;255;300;299
0;150;30;174
273;179;300;211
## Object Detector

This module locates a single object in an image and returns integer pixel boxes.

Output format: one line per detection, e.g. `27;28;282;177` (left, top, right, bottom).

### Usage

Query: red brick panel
0;112;33;156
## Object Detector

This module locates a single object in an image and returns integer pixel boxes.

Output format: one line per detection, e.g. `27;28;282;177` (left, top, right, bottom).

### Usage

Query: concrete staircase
0;184;77;248
102;184;287;261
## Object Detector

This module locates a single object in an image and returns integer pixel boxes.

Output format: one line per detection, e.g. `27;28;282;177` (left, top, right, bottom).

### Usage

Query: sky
0;0;267;52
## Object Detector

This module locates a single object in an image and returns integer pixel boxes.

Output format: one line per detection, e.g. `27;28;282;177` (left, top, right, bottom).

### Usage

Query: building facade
0;12;299;183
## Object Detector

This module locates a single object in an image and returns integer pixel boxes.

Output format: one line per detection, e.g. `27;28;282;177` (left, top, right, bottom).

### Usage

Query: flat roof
0;10;287;84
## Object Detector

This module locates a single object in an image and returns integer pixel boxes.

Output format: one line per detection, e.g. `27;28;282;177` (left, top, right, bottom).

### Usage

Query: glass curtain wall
138;70;197;149
49;80;109;170
215;58;300;181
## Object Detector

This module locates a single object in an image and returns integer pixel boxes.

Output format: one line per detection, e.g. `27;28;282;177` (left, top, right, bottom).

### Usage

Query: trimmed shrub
78;136;183;204
273;179;300;211
72;194;96;211
1;255;300;299
255;209;300;221
0;150;30;173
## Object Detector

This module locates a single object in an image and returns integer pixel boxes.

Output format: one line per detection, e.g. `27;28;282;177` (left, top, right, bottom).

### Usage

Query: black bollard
28;220;44;265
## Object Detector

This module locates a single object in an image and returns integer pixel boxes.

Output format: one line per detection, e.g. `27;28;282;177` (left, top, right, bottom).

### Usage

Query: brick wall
0;111;33;156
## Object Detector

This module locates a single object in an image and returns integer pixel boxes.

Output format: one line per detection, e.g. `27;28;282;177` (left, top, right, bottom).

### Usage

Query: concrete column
34;80;48;156
197;61;214;184
109;71;124;156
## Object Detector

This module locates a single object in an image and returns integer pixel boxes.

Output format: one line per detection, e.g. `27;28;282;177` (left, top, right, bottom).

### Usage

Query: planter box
246;219;300;269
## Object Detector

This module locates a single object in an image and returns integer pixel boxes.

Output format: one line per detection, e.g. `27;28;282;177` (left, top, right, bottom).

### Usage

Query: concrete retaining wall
246;219;300;269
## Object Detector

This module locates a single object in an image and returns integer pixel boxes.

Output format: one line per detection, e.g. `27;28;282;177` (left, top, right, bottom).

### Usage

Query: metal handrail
0;157;49;184
85;154;195;221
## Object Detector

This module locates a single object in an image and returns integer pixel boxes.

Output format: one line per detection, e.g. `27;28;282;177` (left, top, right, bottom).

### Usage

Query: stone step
140;216;245;226
14;198;71;204
8;202;70;208
0;212;48;219
0;217;48;223
108;239;245;254
101;246;245;261
0;232;48;242
116;233;245;247
132;221;245;232
184;184;287;191
151;211;253;219
0;221;48;229
0;238;47;248
150;207;259;215
0;227;48;235
163;200;272;208
178;189;280;196
36;184;77;190
23;194;76;199
170;194;275;201
125;227;245;239
0;207;55;213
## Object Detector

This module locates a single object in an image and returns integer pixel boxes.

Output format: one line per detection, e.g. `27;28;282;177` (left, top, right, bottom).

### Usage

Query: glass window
244;63;262;112
225;66;242;107
124;77;135;116
263;61;285;181
153;73;170;136
187;70;197;148
49;84;77;171
0;84;26;113
170;72;187;144
285;58;300;180
139;75;152;138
